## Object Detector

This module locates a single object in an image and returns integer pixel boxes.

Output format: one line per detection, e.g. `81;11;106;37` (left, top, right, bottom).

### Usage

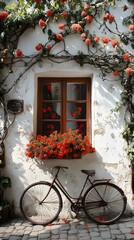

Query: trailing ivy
0;0;134;163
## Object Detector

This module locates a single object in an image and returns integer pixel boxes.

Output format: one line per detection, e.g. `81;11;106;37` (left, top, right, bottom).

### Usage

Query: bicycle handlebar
54;166;68;170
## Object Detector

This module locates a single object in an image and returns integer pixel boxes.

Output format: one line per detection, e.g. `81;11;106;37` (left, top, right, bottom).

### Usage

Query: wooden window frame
37;77;91;138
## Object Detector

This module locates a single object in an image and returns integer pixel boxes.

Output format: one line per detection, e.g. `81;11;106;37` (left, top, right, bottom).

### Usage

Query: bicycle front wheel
20;181;62;225
83;182;127;225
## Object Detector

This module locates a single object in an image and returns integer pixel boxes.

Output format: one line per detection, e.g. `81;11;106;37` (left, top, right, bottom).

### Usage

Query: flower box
26;129;95;160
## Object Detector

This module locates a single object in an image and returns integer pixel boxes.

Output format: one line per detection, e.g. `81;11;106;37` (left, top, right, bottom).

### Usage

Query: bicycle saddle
81;170;95;176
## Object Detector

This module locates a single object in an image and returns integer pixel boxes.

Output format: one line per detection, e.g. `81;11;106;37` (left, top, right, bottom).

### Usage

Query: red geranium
15;49;23;57
25;129;95;159
34;0;42;2
35;44;42;51
46;9;53;17
0;11;8;20
39;19;47;28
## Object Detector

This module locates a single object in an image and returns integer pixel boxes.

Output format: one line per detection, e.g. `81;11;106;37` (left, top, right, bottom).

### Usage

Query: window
37;77;91;138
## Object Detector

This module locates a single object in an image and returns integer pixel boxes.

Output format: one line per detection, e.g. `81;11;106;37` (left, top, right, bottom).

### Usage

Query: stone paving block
30;231;39;237
89;231;100;237
39;233;51;238
111;229;122;234
90;237;103;240
32;225;44;231
120;228;133;234
59;233;67;238
125;234;134;240
100;231;111;239
22;235;29;240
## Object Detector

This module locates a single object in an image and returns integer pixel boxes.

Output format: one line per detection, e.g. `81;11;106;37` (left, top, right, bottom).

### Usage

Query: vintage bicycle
20;166;127;225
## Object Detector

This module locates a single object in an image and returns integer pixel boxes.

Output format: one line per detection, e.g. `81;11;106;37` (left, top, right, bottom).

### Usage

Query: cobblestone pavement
0;216;134;240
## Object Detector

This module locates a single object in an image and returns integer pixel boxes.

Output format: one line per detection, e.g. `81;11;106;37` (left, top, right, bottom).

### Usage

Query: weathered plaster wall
1;1;134;217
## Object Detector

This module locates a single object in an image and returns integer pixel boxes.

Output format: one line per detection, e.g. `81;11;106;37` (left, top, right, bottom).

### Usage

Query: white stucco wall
1;0;134;217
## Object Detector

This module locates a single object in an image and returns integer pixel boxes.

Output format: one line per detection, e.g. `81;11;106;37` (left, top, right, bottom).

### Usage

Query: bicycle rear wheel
20;181;62;225
83;182;127;225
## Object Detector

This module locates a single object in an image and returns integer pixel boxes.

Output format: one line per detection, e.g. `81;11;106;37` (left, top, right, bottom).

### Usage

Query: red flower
46;9;53;17
111;39;119;47
47;85;51;91
58;23;65;30
56;33;63;41
81;33;86;38
123;53;130;60
113;71;119;76
46;45;52;51
85;15;93;23
104;13;114;21
71;24;82;31
83;3;89;11
94;36;100;42
60;0;67;2
0;11;8;20
42;108;46;113
108;14;114;21
47;106;52;111
39;19;47;28
62;11;68;17
102;37;111;44
125;67;133;75
85;38;91;45
34;0;41;2
35;44;42;51
81;11;86;17
128;24;134;31
15;49;23;57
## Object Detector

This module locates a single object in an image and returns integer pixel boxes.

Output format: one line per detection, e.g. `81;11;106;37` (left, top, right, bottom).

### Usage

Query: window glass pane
67;83;86;100
67;103;86;119
42;83;61;100
42;102;61;119
67;122;86;136
42;121;60;136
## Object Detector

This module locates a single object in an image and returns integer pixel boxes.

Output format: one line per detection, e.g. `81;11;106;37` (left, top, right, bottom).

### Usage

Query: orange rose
85;38;91;45
125;67;133;75
111;40;119;47
123;53;130;60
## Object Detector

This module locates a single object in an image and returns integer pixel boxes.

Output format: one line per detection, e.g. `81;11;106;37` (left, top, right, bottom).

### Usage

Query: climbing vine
0;0;134;166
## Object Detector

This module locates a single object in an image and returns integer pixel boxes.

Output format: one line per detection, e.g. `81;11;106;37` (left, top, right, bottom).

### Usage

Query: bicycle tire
83;182;127;225
20;181;63;225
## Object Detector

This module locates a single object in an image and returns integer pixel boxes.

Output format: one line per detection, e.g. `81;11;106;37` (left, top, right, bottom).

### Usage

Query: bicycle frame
49;167;94;205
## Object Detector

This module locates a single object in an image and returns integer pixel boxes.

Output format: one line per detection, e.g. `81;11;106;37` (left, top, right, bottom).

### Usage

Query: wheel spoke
83;183;126;224
20;182;62;225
